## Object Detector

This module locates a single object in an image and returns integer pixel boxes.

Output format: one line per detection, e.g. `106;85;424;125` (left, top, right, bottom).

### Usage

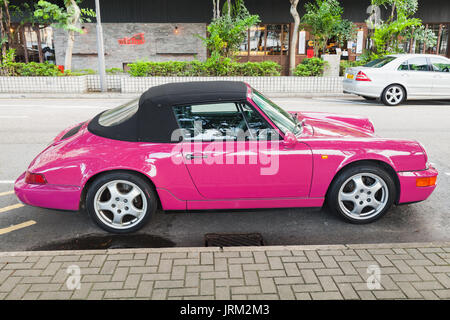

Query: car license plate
346;74;354;80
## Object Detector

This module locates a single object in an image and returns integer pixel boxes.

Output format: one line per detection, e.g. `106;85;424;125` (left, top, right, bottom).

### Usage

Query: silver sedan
343;54;450;106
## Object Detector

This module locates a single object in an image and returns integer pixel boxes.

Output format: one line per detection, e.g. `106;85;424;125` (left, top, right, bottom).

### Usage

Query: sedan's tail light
25;171;47;185
356;71;371;81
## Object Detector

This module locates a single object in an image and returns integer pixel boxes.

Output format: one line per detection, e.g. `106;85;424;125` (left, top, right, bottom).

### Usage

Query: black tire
381;84;406;106
326;164;396;224
86;172;157;233
362;96;376;101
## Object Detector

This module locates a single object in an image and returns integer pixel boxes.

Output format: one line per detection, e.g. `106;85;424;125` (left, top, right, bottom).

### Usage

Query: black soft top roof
88;81;249;142
140;81;248;107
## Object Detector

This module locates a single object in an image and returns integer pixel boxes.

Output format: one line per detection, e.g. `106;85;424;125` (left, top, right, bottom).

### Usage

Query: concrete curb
0;92;348;99
1;241;449;257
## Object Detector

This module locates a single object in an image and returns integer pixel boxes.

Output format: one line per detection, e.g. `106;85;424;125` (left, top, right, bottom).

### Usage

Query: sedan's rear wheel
327;165;396;224
381;84;405;106
86;172;156;233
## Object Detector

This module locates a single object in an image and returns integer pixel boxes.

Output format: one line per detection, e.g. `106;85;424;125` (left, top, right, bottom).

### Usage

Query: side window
398;61;409;71
173;102;245;141
239;103;279;140
430;57;450;72
172;102;279;141
407;57;430;72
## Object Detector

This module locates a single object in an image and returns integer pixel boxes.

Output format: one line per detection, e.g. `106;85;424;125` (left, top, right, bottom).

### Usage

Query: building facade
14;0;450;74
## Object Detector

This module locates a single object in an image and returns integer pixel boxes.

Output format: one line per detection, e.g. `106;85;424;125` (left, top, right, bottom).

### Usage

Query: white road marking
314;98;374;105
0;104;106;109
0;116;28;118
0;220;36;235
0;181;15;184
0;191;14;197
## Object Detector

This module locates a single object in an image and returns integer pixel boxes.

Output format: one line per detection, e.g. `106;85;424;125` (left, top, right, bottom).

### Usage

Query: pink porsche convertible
15;81;437;233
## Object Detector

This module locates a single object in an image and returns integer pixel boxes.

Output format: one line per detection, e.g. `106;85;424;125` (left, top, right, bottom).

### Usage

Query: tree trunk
3;1;13;49
390;3;396;21
323;38;328;55
0;6;6;57
33;25;44;63
64;0;81;70
227;0;231;16
65;30;75;70
289;0;300;76
19;25;29;63
216;0;220;18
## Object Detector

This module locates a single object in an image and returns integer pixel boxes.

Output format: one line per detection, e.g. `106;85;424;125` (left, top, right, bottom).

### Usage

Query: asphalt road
0;96;449;252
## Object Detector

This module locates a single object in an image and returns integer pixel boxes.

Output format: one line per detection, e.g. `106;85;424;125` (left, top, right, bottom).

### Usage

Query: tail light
25;171;47;185
356;71;371;81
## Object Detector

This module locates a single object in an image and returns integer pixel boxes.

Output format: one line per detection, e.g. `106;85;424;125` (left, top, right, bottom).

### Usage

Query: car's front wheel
86;172;157;233
327;164;396;224
381;84;406;106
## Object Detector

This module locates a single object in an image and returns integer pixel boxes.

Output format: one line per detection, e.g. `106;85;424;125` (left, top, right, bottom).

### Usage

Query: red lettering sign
118;33;145;45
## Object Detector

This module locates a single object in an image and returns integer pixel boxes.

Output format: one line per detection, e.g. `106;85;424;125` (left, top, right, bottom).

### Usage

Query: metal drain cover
204;233;264;247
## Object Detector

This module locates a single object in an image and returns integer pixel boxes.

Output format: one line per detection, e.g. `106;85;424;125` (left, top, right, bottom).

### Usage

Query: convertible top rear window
99;99;139;127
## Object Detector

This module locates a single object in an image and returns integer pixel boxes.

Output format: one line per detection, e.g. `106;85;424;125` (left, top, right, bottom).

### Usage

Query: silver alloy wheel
385;86;404;105
338;173;389;220
94;180;148;230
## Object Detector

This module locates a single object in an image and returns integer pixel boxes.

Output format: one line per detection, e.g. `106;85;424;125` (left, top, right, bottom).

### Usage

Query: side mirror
283;131;297;146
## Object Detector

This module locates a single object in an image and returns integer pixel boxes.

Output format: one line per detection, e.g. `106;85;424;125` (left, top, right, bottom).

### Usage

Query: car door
429;56;450;97
398;57;434;97
172;101;313;200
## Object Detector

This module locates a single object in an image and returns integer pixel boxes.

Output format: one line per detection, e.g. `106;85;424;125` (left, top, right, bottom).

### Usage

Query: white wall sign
356;30;364;54
298;30;306;55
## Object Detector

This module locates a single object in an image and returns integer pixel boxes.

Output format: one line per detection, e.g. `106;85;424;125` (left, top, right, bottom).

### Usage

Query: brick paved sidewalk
0;242;449;300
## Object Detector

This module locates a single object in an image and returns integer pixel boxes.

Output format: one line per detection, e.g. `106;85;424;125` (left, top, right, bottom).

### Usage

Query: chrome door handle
185;153;208;160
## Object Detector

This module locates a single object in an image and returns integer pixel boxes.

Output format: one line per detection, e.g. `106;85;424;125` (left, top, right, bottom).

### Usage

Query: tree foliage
199;0;260;60
34;0;95;33
300;0;356;55
370;0;436;54
34;0;95;70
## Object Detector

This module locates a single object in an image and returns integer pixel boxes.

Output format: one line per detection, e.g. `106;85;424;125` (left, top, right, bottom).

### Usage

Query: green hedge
127;60;282;77
0;61;62;76
293;58;327;77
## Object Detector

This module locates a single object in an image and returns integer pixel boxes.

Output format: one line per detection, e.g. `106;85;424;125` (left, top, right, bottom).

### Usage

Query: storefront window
281;24;289;55
249;25;266;55
415;24;449;56
238;28;249;55
14;24;55;63
265;24;281;55
238;24;289;56
439;24;448;56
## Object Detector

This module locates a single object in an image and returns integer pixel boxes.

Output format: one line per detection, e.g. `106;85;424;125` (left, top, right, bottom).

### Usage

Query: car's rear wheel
86;172;157;233
381;84;405;106
327;164;396;224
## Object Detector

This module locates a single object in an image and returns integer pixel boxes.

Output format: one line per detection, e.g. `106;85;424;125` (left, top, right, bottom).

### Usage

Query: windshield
99;99;139;127
363;56;396;68
251;90;301;135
